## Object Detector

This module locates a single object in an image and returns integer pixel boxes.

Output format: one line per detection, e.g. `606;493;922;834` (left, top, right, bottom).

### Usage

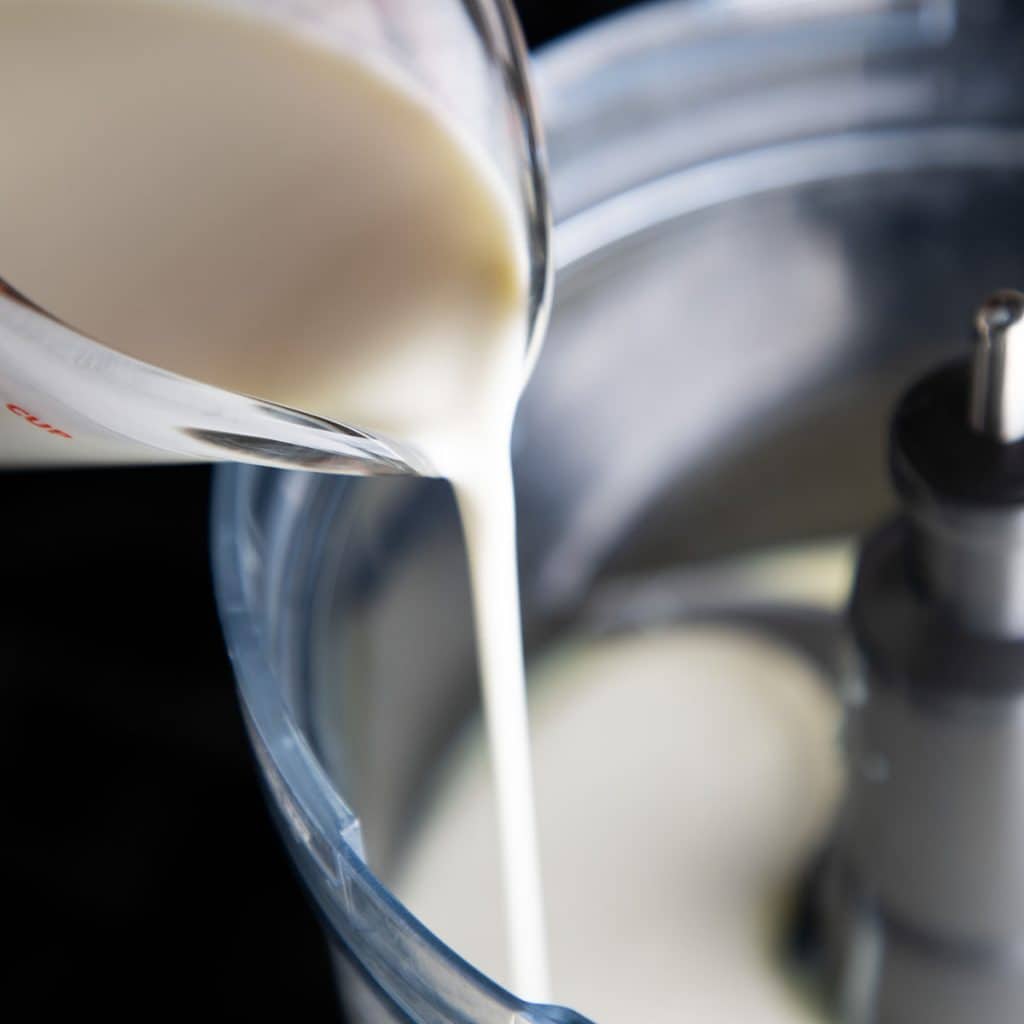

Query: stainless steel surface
911;501;1024;636
835;284;1024;1022
970;290;1024;443
838;521;1024;1024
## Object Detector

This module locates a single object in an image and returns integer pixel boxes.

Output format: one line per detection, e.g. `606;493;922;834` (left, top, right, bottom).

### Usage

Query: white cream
0;0;527;446
0;0;548;999
397;625;843;1022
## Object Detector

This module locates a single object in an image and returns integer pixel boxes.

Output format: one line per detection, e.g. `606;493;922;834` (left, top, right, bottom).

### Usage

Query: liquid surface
0;0;548;998
397;624;843;1023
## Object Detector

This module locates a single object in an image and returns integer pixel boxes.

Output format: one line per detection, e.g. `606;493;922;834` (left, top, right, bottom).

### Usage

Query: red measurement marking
6;403;72;439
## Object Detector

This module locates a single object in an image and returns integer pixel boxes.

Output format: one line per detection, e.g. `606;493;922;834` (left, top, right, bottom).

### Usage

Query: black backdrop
0;3;640;1021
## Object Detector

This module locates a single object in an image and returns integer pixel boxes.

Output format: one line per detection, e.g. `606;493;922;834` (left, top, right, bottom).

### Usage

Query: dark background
0;3;639;1020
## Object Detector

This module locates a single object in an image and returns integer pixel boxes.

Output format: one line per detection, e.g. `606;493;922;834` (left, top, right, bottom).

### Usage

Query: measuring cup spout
0;281;433;475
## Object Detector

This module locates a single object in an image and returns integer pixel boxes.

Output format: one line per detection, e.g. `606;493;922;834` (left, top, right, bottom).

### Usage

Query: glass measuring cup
0;0;550;475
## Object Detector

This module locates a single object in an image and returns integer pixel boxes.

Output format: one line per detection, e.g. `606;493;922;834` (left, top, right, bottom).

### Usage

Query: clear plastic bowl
211;2;1024;1020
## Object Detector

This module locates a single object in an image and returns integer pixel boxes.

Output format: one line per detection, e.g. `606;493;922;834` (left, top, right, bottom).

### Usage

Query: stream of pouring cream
0;0;549;999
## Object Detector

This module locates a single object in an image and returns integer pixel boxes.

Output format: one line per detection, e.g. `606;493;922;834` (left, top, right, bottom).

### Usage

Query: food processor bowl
211;2;1024;1020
